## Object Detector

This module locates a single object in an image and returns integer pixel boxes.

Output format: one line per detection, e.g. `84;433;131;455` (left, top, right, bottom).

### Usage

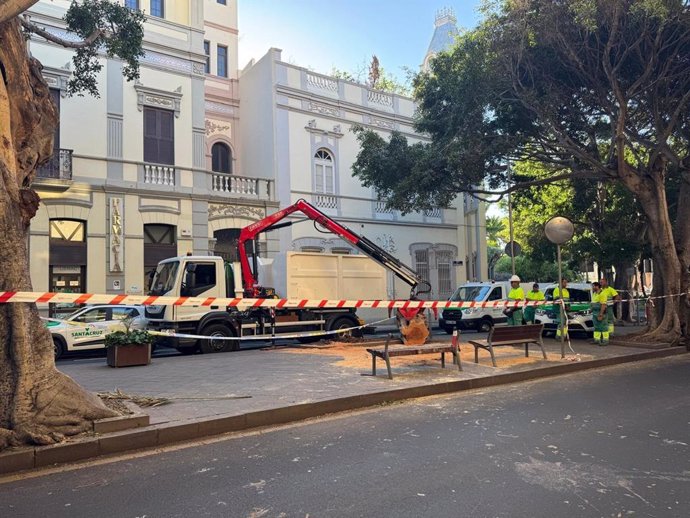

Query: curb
0;347;685;476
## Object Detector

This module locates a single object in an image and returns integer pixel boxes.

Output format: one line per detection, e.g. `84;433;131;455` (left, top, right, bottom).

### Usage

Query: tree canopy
352;0;690;342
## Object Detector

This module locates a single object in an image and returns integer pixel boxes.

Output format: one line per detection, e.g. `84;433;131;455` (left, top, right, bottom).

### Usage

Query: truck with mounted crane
145;198;432;353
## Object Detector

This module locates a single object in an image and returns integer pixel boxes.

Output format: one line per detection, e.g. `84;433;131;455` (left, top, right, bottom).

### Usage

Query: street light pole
507;163;515;275
544;216;574;360
557;244;564;358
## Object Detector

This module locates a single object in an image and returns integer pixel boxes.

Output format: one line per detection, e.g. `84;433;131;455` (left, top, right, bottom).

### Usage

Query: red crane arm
238;199;429;298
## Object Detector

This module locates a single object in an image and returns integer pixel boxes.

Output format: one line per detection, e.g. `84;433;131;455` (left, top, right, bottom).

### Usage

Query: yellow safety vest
508;287;525;301
526;290;545;301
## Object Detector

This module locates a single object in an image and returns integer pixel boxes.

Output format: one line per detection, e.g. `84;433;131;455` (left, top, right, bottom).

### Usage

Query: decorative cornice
366;115;397;130
208;204;265;221
134;82;183;118
307;101;340;117
205;100;235;116
204;21;239;35
41;65;71;97
305;119;344;139
205;119;231;136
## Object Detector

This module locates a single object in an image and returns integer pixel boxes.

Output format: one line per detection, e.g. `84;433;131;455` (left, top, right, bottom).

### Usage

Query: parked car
45;305;147;360
534;283;594;336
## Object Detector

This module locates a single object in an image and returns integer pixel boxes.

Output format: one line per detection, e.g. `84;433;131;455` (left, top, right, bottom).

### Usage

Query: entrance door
144;224;177;292
50;266;85;318
49;219;87;318
213;228;241;262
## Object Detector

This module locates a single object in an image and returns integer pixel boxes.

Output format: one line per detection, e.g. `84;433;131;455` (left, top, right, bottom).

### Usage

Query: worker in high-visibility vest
599;277;620;337
591;281;609;345
552;278;570;339
524;283;545;324
507;274;525;325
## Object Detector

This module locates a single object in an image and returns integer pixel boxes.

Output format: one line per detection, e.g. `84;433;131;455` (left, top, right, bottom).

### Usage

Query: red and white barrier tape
4;289;685;310
2;290;556;309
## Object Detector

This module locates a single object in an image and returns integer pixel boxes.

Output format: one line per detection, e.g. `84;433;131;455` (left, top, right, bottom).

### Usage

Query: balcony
211;173;273;200
35;148;73;181
373;199;396;220
313;193;339;211
143;164;175;186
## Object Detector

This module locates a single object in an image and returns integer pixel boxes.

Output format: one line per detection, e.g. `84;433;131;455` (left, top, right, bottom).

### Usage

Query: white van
439;281;533;333
534;282;594;336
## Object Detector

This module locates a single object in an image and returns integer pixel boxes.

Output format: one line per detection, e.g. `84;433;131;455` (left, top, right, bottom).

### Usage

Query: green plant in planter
104;317;154;348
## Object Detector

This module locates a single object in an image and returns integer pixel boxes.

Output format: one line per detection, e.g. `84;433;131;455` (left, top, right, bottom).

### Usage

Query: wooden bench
467;324;546;367
366;334;461;380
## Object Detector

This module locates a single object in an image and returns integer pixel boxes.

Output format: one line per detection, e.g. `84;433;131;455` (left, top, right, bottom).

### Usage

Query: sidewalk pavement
1;325;686;476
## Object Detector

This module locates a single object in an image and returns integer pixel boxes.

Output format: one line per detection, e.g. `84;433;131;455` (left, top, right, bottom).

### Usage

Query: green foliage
485;215;505;247
351;0;690;218
494;255;577;283
103;317;153;347
330;67;357;82
104;328;153;348
330;61;411;96
63;0;145;96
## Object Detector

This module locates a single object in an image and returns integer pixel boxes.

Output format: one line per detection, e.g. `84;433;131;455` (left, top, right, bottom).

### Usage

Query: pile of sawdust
279;341;574;370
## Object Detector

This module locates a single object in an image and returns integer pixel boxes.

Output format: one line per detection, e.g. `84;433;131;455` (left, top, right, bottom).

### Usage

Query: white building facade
239;46;487;301
27;0;277;317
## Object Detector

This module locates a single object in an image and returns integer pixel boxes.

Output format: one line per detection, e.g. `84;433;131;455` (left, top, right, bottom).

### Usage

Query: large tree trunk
0;18;115;451
674;171;690;342
619;167;682;344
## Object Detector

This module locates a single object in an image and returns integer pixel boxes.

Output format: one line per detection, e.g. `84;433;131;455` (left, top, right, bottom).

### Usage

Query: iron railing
36;148;73;180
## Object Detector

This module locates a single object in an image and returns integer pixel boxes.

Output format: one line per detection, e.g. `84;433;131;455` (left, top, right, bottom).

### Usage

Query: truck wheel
478;318;493;333
53;336;66;361
329;316;359;340
199;324;237;353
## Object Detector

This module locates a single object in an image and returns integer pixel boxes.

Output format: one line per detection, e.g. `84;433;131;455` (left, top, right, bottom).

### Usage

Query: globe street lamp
544;216;575;358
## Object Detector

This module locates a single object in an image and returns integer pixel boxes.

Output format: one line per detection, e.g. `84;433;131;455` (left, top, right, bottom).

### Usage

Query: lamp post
507;163;515;275
544;216;575;358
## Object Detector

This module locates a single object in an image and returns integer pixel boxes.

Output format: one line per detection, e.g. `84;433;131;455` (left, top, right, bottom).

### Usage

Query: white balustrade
211;173;272;199
367;89;394;107
307;72;338;92
313;193;339;210
143;164;175;186
374;200;394;214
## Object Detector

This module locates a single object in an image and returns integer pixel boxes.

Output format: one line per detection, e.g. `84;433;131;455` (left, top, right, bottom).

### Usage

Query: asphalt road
3;355;689;518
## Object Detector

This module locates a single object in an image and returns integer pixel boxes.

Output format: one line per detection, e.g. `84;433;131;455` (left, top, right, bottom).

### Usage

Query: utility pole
507;163;516;275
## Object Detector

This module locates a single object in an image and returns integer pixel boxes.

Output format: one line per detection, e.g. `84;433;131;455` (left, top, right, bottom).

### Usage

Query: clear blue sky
238;1;484;82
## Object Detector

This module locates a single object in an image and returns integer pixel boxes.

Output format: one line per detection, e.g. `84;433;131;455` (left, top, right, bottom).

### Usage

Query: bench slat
366;337;462;379
469;324;546;367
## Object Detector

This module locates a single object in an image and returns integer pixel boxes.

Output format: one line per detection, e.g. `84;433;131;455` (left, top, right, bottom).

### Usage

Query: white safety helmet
510;275;521;282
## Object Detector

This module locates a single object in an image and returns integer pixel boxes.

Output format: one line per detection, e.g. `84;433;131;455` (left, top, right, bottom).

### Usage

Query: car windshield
149;261;179;296
545;287;592;302
65;308;87;321
450;285;490;302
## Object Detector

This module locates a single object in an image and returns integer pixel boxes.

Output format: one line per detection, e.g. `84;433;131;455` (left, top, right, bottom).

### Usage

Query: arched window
313;148;334;194
211;142;232;174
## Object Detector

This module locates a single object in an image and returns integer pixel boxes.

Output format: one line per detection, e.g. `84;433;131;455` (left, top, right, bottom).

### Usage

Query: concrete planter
106;343;151;368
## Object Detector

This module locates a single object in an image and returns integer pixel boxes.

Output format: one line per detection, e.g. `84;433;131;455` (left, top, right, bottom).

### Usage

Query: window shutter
158;110;174;165
325;165;334;193
315;164;324;192
144;108;159;163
